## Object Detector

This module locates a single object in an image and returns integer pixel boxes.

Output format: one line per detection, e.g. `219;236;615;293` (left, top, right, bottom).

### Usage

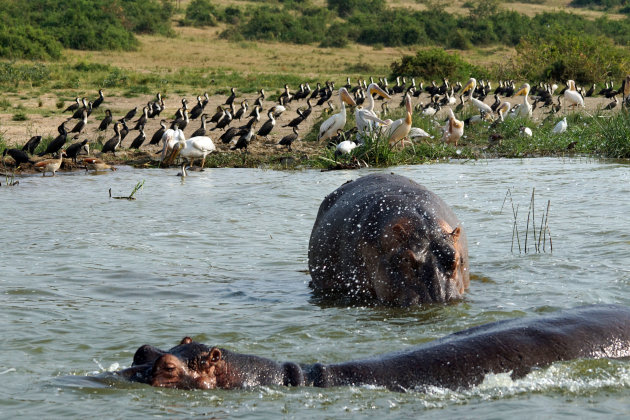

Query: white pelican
564;80;584;109
409;127;432;140
386;93;412;146
496;101;511;121
318;88;356;143
552;117;567;134
169;135;216;175
442;108;464;146
513;83;533;118
355;83;391;140
460;78;493;115
160;123;185;164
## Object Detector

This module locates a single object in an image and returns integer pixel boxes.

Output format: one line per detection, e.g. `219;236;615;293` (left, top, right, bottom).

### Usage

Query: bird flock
2;74;629;176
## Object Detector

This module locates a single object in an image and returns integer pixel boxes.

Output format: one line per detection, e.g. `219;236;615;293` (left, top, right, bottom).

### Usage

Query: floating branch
109;180;145;200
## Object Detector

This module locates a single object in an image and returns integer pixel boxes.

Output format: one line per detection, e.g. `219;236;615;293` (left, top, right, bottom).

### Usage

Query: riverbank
1;86;628;176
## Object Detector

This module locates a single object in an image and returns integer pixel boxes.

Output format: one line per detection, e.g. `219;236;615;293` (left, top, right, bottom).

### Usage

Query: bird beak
515;85;528;96
340;89;357;107
369;84;392;100
460;78;475;95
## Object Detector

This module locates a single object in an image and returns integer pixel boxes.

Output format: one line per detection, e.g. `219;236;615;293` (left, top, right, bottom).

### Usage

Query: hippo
308;173;469;306
117;305;630;391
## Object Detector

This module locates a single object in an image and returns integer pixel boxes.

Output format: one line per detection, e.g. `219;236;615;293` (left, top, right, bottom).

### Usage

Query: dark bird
123;107;138;121
119;120;130;142
190;114;208;137
173;108;189;131
299;98;313;120
212;107;232;131
22;136;42;154
98;109;113;131
149;120;167;145
278;127;299;151
210;106;225;124
71;98;89;119
254;89;265;108
149;93;164;118
224;87;236;106
92;89;105;109
65;139;89;163
39;122;68;156
585;84;596;98
233;100;248;121
132;107;149;131
219;126;243;144
102;123;122;155
283;112;305;129
68;109;88;137
230;124;256;151
129;127;146;149
189;95;206;120
278;84;293;104
3;148;33;166
256;110;276;138
603;95;618;111
63;97;81;113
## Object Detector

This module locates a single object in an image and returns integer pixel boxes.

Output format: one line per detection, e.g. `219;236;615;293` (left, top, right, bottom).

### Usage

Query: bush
184;0;218;27
0;24;62;60
514;33;630;84
390;48;487;81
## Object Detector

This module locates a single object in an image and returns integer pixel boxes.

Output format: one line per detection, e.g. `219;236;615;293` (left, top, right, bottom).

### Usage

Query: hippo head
373;217;468;306
120;337;230;390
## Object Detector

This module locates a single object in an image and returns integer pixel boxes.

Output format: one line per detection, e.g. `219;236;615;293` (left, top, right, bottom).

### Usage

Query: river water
1;158;630;418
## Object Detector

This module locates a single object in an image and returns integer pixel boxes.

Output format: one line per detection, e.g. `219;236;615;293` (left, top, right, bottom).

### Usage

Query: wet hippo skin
308;173;469;306
118;305;630;391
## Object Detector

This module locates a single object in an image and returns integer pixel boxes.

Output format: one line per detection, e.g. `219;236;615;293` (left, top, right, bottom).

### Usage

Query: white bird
519;126;533;137
160;123;186;164
335;140;357;157
564;80;584;110
460;78;492;115
408;127;432;140
442;108;464;146
552;117;567;134
318;88;356;143
513;83;533;118
355;83;391;140
169;135;216;176
386;93;413;146
496;101;511;121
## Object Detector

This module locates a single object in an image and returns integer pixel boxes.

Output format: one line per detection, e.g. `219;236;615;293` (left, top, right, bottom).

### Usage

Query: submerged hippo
308;173;469;306
117;305;630;391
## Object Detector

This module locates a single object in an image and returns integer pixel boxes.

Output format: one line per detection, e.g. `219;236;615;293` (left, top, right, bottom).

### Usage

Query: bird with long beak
513;83;532;118
318;88;356;143
564;80;584;110
442;108;464;146
355;83;391;141
168;134;216;176
460;78;493;115
386;93;413;147
496;101;511;122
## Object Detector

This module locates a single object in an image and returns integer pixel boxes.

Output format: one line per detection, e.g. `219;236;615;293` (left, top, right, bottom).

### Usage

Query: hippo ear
451;226;461;243
392;222;410;239
180;337;193;345
210;348;222;363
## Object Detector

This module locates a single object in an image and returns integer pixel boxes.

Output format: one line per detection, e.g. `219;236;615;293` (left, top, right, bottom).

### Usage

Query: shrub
390;48;488;81
514;33;630;84
184;0;218;27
